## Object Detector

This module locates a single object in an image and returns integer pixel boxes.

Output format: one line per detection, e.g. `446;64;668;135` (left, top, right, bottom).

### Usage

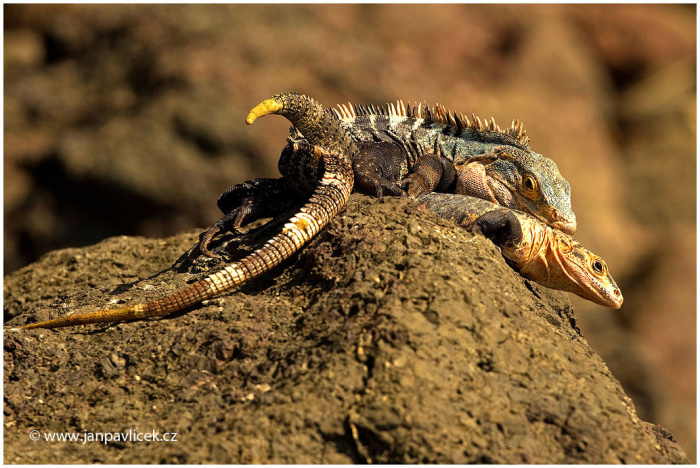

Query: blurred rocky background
3;4;695;459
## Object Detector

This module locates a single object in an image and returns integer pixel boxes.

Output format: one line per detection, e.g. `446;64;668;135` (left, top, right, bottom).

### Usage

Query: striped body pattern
332;99;576;234
334;101;529;175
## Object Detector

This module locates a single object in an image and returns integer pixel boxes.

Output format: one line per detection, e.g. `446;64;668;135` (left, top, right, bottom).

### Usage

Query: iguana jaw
559;242;623;308
486;174;577;236
524;203;577;237
506;219;623;308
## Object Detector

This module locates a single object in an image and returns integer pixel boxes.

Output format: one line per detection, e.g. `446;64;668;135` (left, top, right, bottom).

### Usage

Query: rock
3;195;688;463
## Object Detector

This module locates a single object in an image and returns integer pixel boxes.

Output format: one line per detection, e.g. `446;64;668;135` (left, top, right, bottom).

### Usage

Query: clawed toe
182;224;227;264
401;175;431;198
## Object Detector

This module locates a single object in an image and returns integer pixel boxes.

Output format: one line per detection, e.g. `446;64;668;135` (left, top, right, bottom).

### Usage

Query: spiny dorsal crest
334;100;530;148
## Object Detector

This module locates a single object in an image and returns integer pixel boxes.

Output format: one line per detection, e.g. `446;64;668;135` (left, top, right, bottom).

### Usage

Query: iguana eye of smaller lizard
591;258;606;275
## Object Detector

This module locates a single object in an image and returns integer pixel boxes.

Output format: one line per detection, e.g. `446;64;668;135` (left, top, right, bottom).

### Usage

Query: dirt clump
4;195;688;464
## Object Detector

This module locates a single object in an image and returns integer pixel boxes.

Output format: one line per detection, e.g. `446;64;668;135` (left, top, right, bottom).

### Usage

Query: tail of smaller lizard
22;95;355;330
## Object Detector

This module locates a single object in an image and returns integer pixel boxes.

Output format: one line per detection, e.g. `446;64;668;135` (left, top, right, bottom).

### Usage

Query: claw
197;234;222;259
182;243;201;264
401;174;431;198
376;181;407;198
183;224;226;263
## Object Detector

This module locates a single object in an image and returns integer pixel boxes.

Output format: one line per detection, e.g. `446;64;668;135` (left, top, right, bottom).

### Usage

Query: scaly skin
192;93;577;261
21;99;355;330
453;147;575;234
185;94;360;261
418;193;622;308
333;99;576;234
18;93;591;329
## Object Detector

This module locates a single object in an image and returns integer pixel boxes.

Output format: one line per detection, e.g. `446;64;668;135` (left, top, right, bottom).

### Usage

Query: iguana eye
591;258;606;275
522;175;538;198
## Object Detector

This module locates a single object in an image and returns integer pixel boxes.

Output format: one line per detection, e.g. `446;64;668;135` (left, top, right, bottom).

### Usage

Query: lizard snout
548;208;576;235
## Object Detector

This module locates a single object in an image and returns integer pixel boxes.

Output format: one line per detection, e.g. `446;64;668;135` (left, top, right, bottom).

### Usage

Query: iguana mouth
514;206;576;236
581;279;624;309
546;206;577;236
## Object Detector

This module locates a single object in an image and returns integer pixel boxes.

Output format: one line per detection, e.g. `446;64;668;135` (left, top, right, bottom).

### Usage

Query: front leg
455;160;512;207
353;141;408;197
472;209;523;248
401;153;457;198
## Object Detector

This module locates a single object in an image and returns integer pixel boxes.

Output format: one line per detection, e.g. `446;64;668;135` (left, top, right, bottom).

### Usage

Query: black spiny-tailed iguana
334;98;576;235
189;93;576;259
19;93;599;330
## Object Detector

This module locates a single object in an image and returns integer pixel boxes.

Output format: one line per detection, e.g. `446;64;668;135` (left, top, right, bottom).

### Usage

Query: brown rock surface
4;4;695;459
4;195;689;464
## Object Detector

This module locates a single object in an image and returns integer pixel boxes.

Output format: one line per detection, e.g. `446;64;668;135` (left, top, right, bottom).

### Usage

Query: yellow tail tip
245;98;283;125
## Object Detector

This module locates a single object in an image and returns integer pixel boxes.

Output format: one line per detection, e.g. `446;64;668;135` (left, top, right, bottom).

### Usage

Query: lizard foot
183;200;257;263
401;173;431;198
363;179;407;198
473;209;523;247
401;152;457;198
183;223;226;263
185;176;305;263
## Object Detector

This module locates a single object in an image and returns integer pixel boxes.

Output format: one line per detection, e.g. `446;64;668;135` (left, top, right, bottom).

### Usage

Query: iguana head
508;218;623;309
457;146;577;235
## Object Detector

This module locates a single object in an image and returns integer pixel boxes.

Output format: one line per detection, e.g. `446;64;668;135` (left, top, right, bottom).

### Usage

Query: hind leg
185;177;303;260
186;138;326;261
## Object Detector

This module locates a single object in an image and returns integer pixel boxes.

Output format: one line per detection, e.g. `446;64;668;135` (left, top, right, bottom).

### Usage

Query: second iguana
334;97;576;235
417;193;622;309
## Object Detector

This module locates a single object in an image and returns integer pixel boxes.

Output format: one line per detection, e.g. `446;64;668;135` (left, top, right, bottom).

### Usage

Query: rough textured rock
4;195;688;464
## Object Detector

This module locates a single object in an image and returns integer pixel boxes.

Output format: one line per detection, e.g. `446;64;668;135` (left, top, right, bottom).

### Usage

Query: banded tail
246;92;359;163
22;95;355;330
